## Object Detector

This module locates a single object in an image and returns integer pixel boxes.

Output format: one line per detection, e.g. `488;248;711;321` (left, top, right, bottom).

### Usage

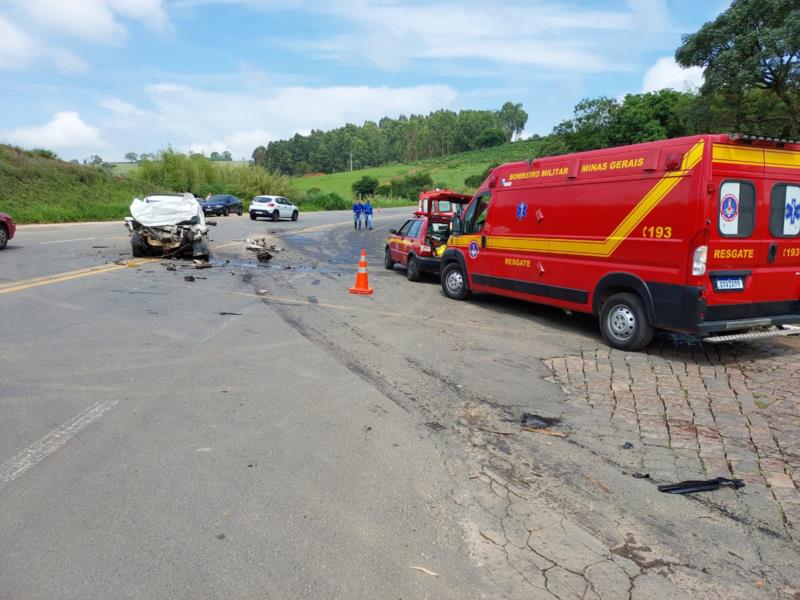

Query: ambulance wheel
441;262;470;300
406;256;421;282
384;247;395;270
599;292;654;351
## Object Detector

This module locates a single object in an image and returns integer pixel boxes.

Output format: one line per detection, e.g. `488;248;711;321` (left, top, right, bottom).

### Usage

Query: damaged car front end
125;193;212;260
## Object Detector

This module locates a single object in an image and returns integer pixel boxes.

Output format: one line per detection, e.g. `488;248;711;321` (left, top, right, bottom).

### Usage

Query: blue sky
0;0;729;162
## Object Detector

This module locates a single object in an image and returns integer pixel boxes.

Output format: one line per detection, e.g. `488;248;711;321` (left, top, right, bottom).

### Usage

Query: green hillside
293;137;547;198
108;159;250;176
0;145;159;224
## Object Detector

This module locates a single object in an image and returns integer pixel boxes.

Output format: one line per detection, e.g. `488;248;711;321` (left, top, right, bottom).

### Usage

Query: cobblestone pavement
548;337;800;541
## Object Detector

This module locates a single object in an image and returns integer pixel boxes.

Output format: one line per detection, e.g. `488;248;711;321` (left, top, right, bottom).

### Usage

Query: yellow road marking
0;259;159;296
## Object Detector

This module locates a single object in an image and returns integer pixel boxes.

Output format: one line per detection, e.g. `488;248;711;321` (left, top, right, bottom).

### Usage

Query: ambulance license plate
715;277;744;291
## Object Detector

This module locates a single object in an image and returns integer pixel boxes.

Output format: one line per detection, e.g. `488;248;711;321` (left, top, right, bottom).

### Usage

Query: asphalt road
2;209;799;599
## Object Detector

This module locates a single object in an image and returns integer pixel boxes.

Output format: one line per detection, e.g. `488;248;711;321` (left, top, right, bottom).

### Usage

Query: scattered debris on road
478;427;515;436
425;421;446;432
219;312;243;316
658;477;745;494
622;441;634;449
409;566;439;577
184;275;195;282
520;413;561;428
193;259;212;269
164;263;177;272
245;237;282;263
521;427;567;438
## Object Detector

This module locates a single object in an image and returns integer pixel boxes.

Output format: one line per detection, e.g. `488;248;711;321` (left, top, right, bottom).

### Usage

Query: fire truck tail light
692;245;707;276
420;245;432;256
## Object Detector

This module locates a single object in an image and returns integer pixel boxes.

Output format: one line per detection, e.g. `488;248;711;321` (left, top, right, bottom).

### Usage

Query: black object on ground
520;413;561;428
425;422;446;432
184;275;195;282
256;250;272;263
658;477;745;494
632;473;651;479
622;441;634;449
219;312;243;316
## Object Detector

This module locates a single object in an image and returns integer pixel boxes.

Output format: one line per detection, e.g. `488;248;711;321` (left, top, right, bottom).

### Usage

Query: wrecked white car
125;193;212;260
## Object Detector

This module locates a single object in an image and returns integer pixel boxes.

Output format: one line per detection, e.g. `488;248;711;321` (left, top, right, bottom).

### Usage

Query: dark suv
200;194;243;216
0;212;16;250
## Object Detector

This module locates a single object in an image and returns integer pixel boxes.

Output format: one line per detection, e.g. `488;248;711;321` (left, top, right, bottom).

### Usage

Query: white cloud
15;0;127;44
1;111;104;149
0;16;89;72
95;81;459;160
274;0;671;73
4;0;170;46
0;16;37;69
642;56;704;93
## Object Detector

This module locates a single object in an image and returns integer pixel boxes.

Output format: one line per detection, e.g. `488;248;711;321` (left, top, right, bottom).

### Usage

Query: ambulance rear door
705;146;764;307
754;148;800;308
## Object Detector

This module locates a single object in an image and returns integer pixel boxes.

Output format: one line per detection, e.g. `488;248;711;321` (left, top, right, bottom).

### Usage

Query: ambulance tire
599;292;654;351
384;247;395;270
441;262;470;300
406;255;421;282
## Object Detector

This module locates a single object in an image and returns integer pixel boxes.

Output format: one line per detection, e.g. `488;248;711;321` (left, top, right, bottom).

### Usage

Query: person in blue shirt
352;199;363;230
363;199;374;230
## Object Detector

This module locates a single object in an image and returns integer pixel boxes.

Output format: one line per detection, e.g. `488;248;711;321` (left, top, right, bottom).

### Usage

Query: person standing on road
352;198;364;230
363;199;374;230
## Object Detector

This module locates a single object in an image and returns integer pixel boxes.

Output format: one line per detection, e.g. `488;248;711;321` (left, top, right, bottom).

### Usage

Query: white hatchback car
249;195;299;222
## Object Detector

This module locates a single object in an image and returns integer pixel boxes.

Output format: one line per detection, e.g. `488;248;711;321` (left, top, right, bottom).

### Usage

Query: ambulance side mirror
451;216;462;236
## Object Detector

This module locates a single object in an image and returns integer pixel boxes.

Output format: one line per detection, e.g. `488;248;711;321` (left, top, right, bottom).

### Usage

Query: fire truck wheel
406;256;421;281
384;247;395;270
441;262;470;300
599;292;654;351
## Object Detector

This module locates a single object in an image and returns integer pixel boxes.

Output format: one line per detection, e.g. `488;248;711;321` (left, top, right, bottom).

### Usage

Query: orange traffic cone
349;249;374;295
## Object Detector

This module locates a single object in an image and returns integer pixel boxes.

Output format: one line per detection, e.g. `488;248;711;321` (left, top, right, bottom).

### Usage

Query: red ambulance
441;133;800;350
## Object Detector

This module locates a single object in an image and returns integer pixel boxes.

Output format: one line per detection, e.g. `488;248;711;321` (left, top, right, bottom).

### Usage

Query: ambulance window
465;193;491;234
718;180;755;238
769;184;800;238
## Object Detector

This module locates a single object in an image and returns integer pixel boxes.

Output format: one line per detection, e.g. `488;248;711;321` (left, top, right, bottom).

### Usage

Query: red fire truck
441;133;800;350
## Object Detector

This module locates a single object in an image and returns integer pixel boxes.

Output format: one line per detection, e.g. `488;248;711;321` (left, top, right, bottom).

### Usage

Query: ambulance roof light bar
728;133;799;146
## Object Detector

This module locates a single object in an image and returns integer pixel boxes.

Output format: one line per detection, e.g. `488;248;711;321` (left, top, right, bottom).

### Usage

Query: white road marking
39;237;96;245
0;398;119;491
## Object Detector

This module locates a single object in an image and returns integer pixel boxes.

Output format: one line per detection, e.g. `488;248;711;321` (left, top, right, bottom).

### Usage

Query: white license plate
716;277;744;290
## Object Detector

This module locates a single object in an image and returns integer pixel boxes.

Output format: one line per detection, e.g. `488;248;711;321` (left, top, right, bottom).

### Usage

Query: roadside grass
108;160;250;177
293;137;547;198
0;145;159;224
1;138;547;223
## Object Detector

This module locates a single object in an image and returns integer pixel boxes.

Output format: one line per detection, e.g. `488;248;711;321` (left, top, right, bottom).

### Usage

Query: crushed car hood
130;195;206;229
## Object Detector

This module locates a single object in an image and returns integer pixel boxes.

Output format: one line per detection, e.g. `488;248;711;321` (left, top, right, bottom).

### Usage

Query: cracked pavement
250;222;800;599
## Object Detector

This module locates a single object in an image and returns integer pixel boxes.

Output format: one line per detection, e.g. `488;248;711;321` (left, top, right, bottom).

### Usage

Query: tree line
252;102;528;176
249;0;798;177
